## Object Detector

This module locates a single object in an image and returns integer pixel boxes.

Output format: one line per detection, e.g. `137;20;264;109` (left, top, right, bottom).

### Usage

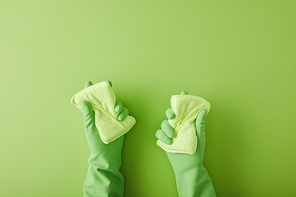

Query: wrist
175;166;216;197
88;147;123;173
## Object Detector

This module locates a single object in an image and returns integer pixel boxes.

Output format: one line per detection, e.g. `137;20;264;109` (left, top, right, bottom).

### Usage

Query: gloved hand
81;81;129;197
156;91;216;197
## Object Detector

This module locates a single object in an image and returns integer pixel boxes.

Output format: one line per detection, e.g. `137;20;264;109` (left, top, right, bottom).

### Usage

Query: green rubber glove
156;91;216;197
80;81;128;197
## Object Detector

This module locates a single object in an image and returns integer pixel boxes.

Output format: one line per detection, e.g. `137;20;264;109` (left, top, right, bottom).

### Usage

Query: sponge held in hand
71;81;136;144
157;94;210;154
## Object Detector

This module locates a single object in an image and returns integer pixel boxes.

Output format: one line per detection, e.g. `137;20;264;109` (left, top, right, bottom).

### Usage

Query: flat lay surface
1;0;296;196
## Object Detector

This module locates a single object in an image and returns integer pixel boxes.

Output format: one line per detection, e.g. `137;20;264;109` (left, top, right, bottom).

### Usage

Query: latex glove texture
81;81;129;197
156;91;216;197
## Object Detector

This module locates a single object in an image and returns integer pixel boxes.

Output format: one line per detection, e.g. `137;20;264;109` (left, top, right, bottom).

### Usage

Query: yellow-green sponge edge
71;81;136;144
157;94;210;154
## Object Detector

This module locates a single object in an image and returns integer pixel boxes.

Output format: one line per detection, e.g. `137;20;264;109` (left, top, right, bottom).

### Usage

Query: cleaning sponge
157;94;210;154
71;81;136;144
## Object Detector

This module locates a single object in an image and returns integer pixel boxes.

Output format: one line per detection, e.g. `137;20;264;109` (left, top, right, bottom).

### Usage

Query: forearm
174;165;216;197
83;153;124;197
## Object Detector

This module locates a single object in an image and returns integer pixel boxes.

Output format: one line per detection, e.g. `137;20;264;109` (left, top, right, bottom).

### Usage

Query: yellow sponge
157;94;210;154
71;81;136;144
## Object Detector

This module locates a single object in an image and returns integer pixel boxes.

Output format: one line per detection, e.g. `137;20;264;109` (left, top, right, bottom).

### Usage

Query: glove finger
84;81;93;89
81;100;102;149
156;129;173;145
161;119;175;138
81;100;95;128
196;109;207;133
181;90;188;95
165;108;175;119
195;109;207;150
106;80;112;87
118;107;129;121
114;100;123;113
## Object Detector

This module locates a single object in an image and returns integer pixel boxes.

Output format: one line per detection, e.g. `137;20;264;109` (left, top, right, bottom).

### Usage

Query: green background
1;0;295;196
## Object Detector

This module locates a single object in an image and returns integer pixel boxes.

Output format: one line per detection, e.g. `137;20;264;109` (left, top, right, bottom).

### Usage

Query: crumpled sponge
157;94;210;154
71;81;136;144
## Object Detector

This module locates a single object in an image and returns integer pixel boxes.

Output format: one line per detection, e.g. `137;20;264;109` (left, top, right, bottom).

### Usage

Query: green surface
0;0;295;196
